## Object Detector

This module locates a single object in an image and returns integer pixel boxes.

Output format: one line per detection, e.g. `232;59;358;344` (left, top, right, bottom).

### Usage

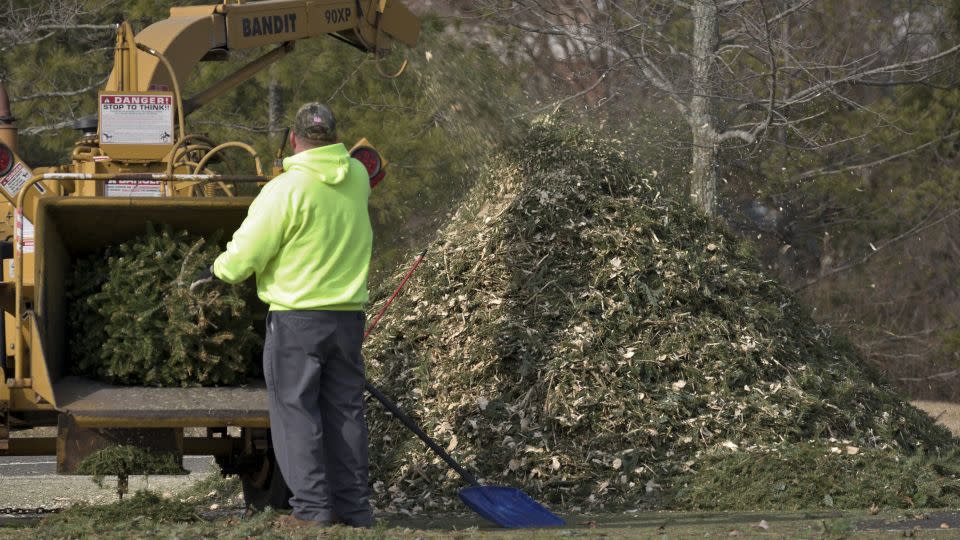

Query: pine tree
67;226;261;386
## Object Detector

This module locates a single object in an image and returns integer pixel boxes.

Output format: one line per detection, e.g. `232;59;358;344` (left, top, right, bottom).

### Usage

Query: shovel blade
458;486;565;528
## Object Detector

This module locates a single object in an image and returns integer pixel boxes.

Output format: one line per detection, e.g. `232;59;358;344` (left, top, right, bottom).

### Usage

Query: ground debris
363;119;958;512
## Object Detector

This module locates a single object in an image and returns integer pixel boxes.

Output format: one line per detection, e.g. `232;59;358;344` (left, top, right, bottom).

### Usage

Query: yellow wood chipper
0;0;419;507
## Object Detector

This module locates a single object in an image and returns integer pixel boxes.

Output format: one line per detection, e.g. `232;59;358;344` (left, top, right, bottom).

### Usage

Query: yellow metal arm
104;0;421;98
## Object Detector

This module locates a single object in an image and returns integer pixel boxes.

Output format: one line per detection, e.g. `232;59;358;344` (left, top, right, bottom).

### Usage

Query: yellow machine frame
0;0;419;470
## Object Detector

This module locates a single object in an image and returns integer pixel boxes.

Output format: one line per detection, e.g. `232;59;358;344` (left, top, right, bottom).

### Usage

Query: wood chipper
0;0;419;508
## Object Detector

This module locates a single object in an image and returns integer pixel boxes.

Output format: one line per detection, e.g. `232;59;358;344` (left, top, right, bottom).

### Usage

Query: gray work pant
263;310;372;526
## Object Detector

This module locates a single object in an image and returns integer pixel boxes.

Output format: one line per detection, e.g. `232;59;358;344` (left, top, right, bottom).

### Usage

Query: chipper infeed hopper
16;194;277;475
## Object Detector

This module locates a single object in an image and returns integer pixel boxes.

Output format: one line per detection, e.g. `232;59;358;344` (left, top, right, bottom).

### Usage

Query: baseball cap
294;103;337;143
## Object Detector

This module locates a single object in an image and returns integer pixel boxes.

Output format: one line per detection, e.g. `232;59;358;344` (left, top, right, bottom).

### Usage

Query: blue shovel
362;251;566;528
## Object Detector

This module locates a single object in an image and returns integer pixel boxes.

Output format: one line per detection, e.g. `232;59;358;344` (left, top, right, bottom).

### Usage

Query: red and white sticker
1;162;32;199
100;93;174;145
104;180;163;197
14;209;34;254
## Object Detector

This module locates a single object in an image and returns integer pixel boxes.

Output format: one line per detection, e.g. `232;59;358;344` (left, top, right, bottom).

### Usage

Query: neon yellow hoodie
213;143;372;311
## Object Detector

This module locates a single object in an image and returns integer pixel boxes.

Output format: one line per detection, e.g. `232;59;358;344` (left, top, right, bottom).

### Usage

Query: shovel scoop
459;486;566;528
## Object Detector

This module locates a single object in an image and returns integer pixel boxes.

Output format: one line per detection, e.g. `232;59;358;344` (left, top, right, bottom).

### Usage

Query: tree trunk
268;63;282;147
689;0;719;215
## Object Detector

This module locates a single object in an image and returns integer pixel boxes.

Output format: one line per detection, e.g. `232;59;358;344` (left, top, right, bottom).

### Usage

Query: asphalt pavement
0;455;217;510
0;455;214;476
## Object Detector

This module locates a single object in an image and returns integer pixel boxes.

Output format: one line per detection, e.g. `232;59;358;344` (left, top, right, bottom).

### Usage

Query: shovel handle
364;380;481;487
361;249;481;488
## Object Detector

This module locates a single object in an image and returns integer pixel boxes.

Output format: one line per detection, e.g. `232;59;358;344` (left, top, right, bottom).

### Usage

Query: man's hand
189;266;221;292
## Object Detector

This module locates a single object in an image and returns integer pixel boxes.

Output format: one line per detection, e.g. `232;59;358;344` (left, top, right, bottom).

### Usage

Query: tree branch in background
794;207;960;291
21;120;78;135
191;121;287;134
12;75;109;103
792;130;960;182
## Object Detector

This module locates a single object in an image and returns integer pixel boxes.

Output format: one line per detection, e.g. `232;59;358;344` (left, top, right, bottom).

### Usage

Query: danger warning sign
104;180;163;197
99;93;175;146
0;162;32;199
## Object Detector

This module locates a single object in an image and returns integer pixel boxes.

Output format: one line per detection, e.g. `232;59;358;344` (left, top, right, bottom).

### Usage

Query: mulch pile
363;119;958;512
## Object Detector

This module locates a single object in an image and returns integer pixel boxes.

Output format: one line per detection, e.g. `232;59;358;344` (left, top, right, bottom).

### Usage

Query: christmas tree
67;226;261;386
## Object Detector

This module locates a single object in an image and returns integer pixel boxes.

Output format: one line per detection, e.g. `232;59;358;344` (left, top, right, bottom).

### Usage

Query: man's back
213;143;372;311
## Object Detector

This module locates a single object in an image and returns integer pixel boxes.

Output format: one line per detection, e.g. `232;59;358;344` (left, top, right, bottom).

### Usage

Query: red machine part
0;143;13;177
350;146;387;189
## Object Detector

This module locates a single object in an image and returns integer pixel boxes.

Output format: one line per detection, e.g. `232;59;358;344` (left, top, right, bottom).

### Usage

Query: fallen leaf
445;435;458;452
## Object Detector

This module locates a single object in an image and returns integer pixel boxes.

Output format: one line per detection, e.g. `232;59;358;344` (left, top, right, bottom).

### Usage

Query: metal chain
0;506;62;516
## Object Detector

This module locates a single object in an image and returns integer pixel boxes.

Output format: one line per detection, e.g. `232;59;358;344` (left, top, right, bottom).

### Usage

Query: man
191;103;374;528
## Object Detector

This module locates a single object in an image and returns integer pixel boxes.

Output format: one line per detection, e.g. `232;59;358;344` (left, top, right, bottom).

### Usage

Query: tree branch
11;75;109;103
792;130;960;182
21;120;77;135
794;207;960;291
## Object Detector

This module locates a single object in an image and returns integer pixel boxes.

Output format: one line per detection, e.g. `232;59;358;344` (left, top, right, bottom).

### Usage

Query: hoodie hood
282;143;351;185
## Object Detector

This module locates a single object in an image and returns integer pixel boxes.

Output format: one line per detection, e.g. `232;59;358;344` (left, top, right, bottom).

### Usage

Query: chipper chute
362;251;566;529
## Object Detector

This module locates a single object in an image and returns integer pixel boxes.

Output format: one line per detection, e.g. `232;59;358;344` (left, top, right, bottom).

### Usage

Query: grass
0;472;954;539
5;504;958;539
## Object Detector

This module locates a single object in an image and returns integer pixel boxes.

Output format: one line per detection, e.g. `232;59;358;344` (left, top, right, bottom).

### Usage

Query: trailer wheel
241;449;292;512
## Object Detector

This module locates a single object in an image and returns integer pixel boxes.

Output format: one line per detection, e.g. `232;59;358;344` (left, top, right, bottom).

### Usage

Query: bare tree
471;0;960;215
0;0;115;52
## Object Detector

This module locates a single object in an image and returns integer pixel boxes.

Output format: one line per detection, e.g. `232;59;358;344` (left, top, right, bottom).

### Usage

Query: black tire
241;450;292;512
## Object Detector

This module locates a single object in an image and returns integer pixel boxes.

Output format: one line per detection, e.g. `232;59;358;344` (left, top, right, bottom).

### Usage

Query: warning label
15;209;34;254
100;93;174;145
0;162;32;199
104;180;164;197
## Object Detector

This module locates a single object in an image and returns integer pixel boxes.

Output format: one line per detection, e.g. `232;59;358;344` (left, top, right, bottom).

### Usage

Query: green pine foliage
76;445;185;488
66;226;261;386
